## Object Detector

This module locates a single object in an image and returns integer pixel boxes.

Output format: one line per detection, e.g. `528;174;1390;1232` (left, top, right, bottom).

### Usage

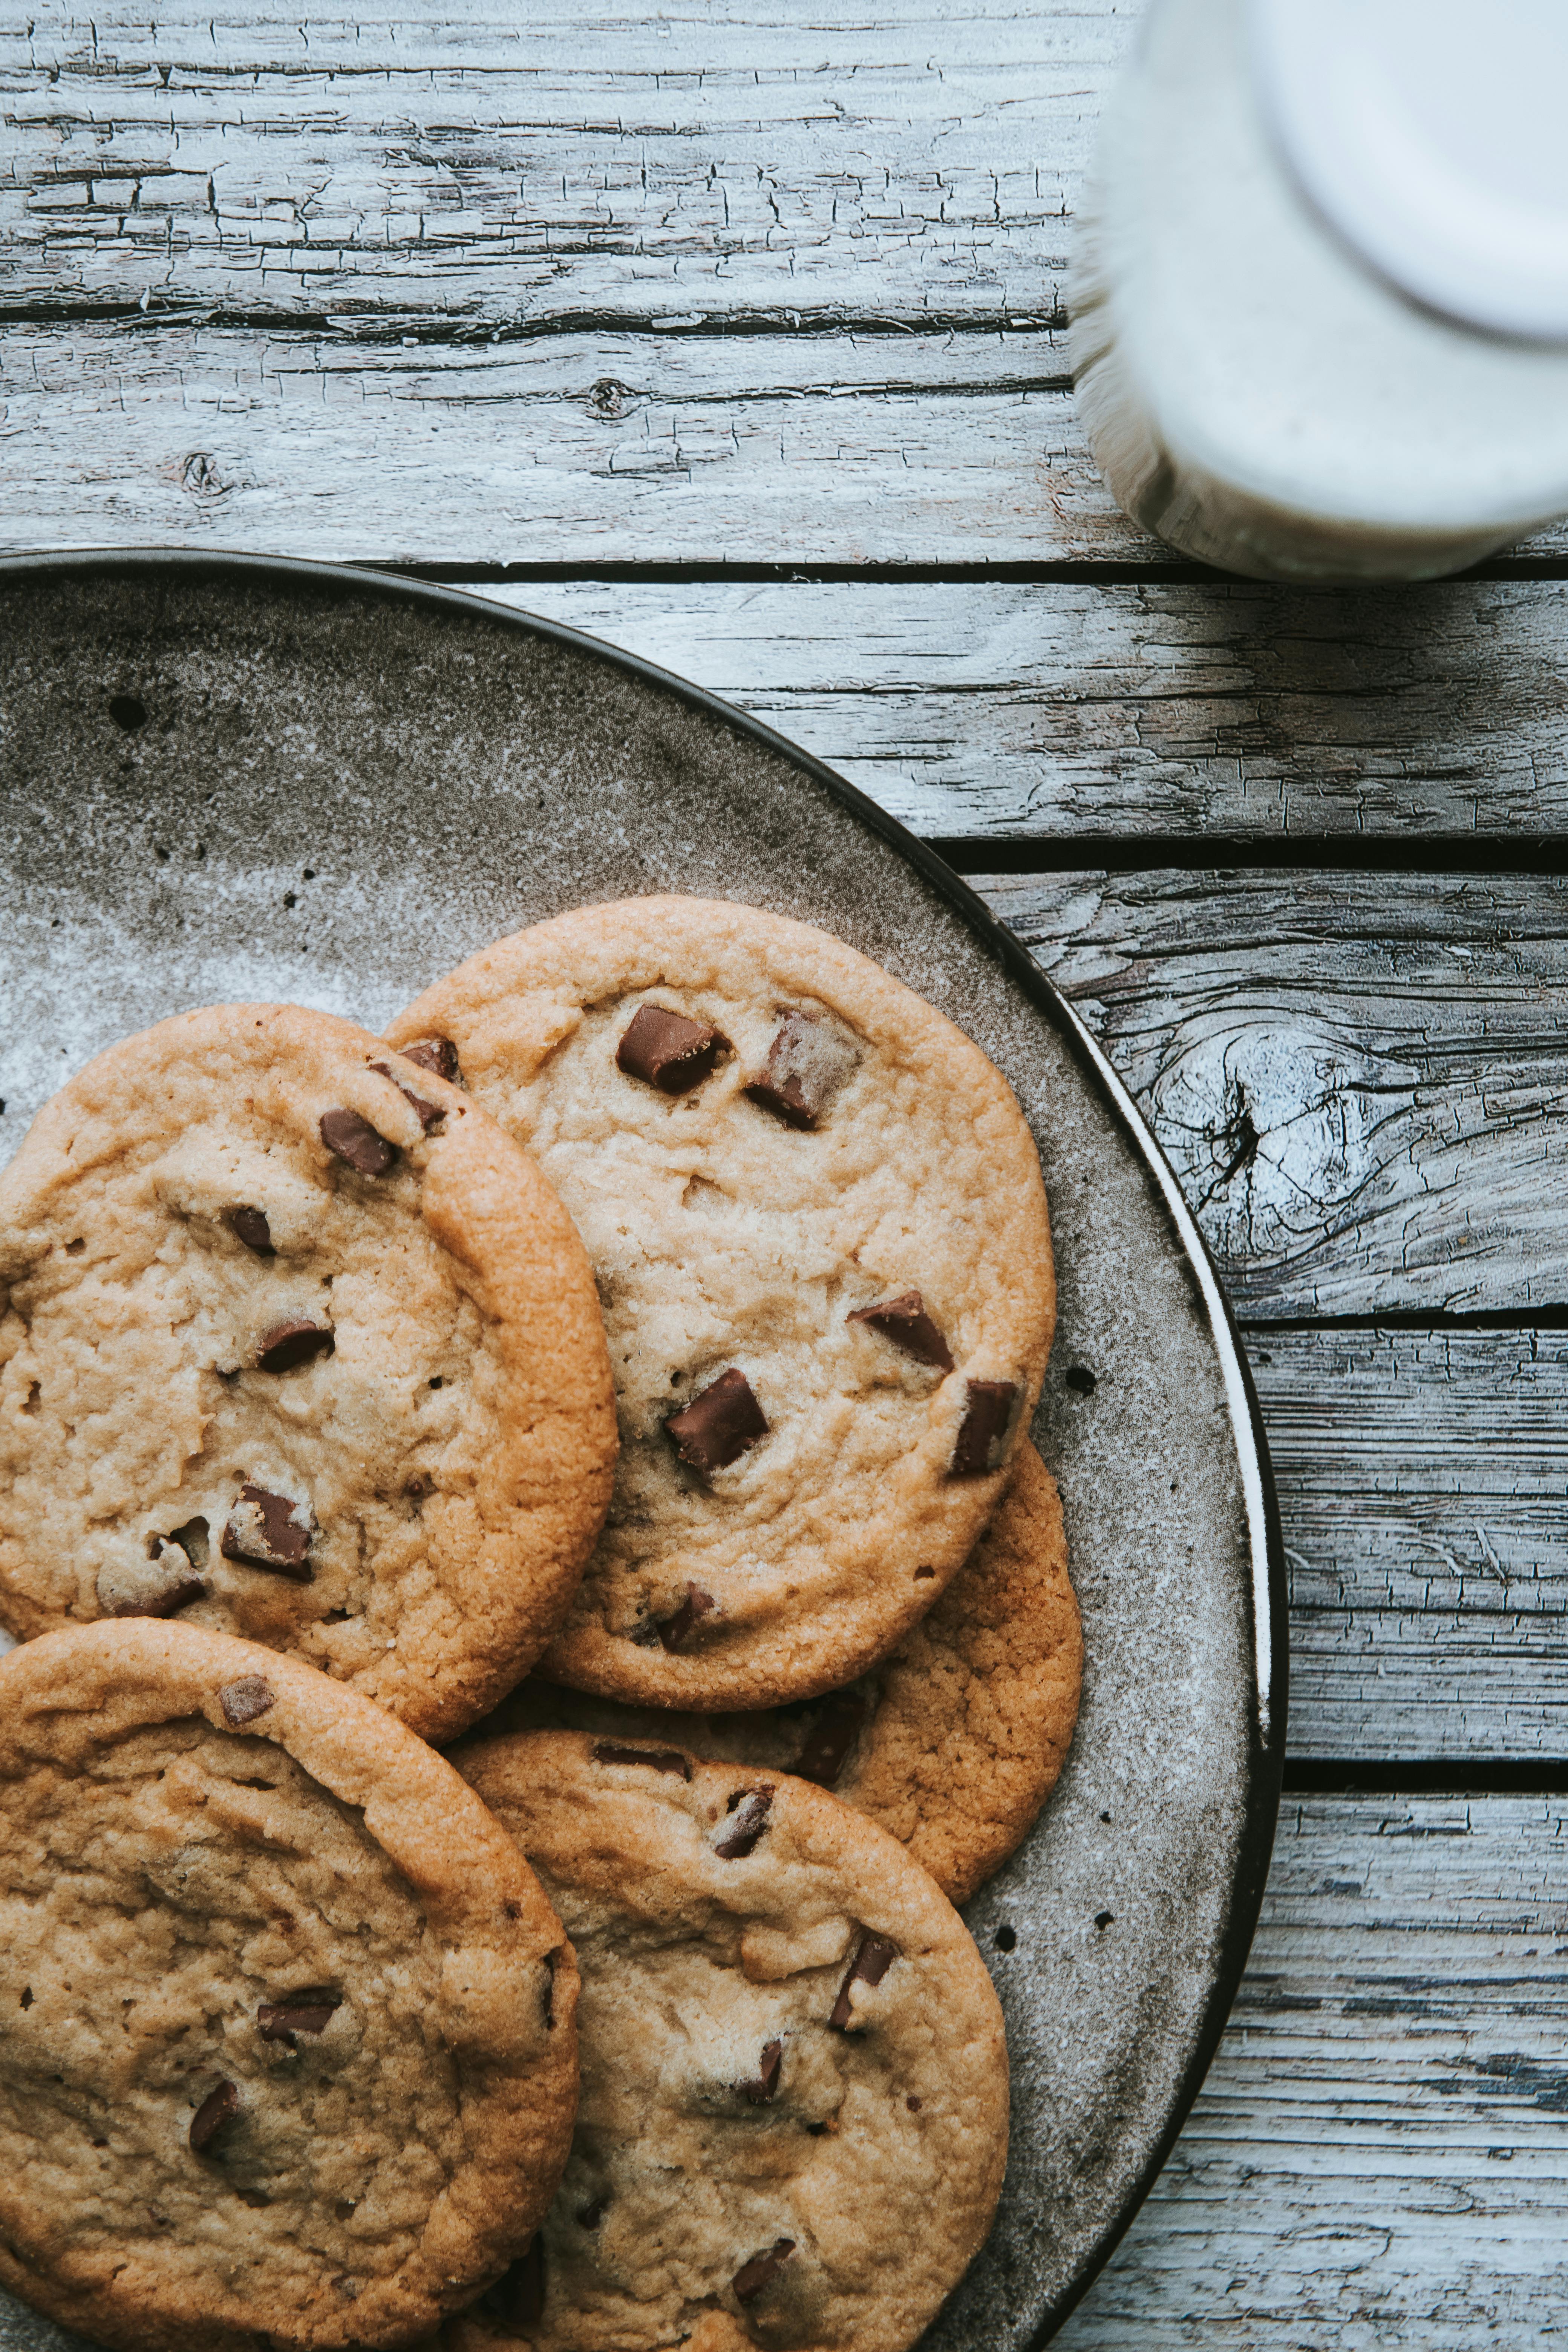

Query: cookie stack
0;896;1079;2352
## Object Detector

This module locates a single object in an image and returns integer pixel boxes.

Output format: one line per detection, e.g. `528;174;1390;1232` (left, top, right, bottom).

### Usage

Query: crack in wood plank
1;0;1114;319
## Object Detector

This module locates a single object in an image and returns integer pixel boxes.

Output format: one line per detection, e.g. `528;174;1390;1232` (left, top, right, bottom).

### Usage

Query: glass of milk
1070;0;1568;581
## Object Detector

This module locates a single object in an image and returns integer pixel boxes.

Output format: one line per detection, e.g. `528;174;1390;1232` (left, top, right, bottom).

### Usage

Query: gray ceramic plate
0;553;1285;2351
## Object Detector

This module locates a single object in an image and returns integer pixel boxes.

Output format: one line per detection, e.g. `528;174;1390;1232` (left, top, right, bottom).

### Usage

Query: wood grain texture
986;868;1568;1319
8;319;1568;567
1058;1795;1568;2347
1250;1329;1568;1761
488;578;1568;840
0;320;1124;562
2;0;1119;323
6;0;1566;568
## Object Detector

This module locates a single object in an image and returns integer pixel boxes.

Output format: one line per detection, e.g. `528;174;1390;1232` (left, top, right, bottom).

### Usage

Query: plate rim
0;545;1288;2345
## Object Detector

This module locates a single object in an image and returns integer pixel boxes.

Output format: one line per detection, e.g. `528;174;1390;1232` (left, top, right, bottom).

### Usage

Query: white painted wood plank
7;3;1568;565
986;869;1568;1319
480;579;1568;839
9;320;1566;565
1058;1795;1568;2348
2;0;1123;322
1252;1328;1568;1761
0;322;1127;564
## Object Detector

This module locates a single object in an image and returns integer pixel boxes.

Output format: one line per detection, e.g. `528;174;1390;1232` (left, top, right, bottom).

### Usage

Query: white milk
1070;0;1568;581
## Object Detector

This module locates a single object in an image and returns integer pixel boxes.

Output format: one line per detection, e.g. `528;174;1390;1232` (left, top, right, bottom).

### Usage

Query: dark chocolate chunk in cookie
189;2079;240;2154
96;1539;207;1621
951;1379;1019;1475
616;1003;729;1095
733;2240;795;2304
714;1784;774;1859
255;1319;335;1374
257;1991;341;2045
221;1484;315;1580
319;1108;398;1176
849;1290;955;1373
830;1933;899;2030
657;1584;719;1653
744;1009;858;1130
397;1036;462;1086
229;1206;274;1256
790;1693;868;1788
666;1367;767;1478
737;2039;783;2106
220;1674;276;1727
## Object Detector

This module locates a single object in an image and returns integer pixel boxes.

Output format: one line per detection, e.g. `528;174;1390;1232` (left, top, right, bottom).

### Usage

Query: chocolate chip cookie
448;1731;1009;2352
0;1003;617;1743
0;1620;579;2352
481;1439;1080;1905
387;897;1054;1710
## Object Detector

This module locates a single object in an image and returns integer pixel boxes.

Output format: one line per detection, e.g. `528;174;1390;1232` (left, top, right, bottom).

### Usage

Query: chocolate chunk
369;1058;444;1132
714;1784;775;1860
737;2039;783;2106
575;2197;608;2231
733;2240;795;2305
593;1742;693;1779
397;1036;461;1086
657;1583;719;1653
189;2080;239;2154
791;1694;868;1789
744;1009;858;1130
829;1933;900;2031
255;1319;335;1374
666;1367;767;1478
257;1991;340;2045
951;1379;1020;1475
221;1484;315;1580
220;1675;276;1728
229;1206;274;1257
481;2239;545;2329
848;1290;954;1374
616;1002;729;1095
319;1108;397;1176
96;1542;207;1622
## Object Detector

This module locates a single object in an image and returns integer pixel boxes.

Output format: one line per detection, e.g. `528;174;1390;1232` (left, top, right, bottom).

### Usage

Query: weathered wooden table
6;2;1568;2339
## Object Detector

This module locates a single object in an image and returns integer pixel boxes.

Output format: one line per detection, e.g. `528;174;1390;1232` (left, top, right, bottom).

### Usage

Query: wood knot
179;450;236;502
1151;1022;1398;1271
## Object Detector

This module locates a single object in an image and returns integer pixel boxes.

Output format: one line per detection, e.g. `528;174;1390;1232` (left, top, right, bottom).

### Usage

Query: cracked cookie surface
447;1731;1008;2352
0;1621;579;2352
389;897;1054;1710
480;1441;1081;1905
0;1003;617;1743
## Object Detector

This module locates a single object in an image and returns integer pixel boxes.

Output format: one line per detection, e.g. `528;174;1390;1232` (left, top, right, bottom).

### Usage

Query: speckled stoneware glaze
0;554;1285;2352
